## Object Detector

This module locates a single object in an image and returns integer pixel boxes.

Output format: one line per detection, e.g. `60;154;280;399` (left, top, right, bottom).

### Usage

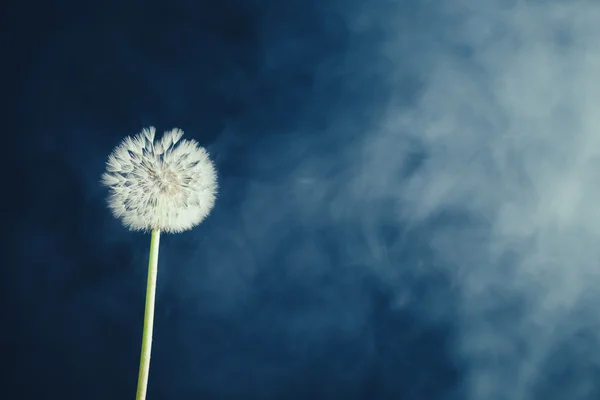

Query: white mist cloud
365;1;600;398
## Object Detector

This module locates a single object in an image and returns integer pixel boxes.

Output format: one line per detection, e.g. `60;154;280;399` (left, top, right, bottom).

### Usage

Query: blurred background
4;0;600;399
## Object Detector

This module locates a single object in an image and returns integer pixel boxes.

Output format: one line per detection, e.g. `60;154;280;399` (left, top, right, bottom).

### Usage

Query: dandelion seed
102;126;218;233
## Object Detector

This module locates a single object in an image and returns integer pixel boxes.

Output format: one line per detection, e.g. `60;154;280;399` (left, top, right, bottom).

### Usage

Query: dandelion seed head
102;127;218;233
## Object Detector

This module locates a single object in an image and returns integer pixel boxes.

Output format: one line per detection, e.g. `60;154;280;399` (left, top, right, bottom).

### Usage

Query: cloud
363;1;600;398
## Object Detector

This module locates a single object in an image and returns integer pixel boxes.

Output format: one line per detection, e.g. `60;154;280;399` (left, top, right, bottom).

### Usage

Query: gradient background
4;0;600;399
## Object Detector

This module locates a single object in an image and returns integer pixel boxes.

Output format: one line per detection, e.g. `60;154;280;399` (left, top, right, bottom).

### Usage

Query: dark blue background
4;0;461;399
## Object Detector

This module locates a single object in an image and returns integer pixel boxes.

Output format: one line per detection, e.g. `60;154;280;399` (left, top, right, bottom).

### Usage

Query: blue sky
6;0;600;399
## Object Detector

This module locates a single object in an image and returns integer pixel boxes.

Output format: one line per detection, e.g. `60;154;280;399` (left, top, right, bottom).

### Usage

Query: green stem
136;228;161;400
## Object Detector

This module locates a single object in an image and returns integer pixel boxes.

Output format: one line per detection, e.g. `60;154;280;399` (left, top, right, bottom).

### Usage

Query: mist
202;1;600;397
374;1;600;398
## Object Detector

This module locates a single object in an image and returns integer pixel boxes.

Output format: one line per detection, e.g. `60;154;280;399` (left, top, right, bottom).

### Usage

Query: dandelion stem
136;228;161;400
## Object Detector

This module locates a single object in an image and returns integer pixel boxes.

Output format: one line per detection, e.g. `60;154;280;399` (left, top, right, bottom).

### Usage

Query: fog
373;1;600;398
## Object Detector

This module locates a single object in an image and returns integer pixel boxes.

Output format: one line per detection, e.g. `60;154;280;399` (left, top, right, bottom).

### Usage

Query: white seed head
101;127;218;233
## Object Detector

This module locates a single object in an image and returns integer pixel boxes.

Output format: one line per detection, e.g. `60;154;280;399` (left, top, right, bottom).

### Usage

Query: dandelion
101;127;218;400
